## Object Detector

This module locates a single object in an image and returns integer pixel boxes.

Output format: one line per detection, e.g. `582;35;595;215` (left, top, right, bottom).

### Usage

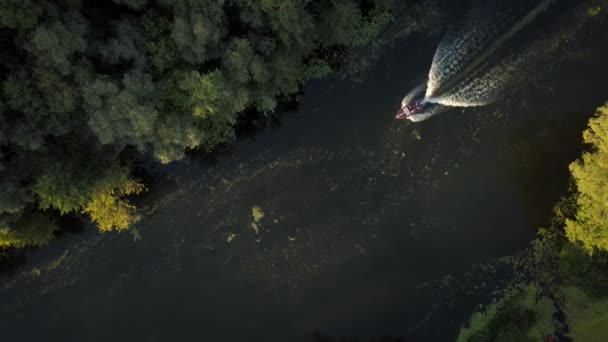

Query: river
1;2;608;341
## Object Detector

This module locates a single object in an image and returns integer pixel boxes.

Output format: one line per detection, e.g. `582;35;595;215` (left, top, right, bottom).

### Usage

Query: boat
395;99;426;120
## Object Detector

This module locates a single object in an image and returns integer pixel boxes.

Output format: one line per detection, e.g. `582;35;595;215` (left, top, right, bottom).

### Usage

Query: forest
0;0;393;247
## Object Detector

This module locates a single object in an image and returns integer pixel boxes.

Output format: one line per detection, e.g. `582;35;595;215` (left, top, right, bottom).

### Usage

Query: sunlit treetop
566;104;608;253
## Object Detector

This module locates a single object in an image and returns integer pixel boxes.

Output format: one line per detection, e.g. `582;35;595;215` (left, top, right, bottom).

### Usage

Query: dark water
2;2;608;341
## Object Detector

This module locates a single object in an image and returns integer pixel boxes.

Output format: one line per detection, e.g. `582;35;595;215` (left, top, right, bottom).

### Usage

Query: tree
316;0;363;47
98;19;147;67
34;158;144;232
0;0;42;30
81;167;144;232
151;0;227;65
566;103;608;253
83;70;159;150
559;243;608;296
0;212;57;248
24;11;88;75
139;11;178;72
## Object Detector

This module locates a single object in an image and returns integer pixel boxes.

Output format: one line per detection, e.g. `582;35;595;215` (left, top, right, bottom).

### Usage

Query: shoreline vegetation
457;103;608;342
0;0;452;251
0;0;412;249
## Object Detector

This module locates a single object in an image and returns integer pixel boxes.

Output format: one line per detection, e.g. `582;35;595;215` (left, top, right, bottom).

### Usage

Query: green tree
34;159;144;232
0;212;57;248
83;70;159;150
24;12;88;75
559;243;608;296
153;0;227;65
0;0;42;30
566;103;608;253
223;39;256;84
3;67;81;150
139;11;178;72
316;0;363;47
98;19;147;67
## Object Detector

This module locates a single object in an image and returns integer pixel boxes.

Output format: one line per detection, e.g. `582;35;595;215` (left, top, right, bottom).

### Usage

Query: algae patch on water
250;205;265;234
252;205;265;222
130;227;142;242
411;128;422;140
588;6;602;16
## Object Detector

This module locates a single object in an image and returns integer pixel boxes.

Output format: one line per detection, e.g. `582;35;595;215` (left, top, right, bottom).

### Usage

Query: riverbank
457;103;608;342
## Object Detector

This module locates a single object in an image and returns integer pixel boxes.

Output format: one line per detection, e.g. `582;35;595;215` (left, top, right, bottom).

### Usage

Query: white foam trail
426;26;498;99
427;53;526;107
401;84;426;107
425;0;558;107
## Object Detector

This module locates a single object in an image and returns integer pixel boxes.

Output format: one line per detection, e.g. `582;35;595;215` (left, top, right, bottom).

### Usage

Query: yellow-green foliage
34;165;144;233
0;213;57;248
566;104;608;253
82;171;145;232
252;205;265;223
250;205;265;234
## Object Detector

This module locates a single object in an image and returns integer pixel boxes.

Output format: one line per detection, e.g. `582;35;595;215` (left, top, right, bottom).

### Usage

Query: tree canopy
0;0;394;247
566;104;608;253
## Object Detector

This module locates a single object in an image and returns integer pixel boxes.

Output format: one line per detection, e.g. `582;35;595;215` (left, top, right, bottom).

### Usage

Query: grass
563;286;608;341
457;284;554;342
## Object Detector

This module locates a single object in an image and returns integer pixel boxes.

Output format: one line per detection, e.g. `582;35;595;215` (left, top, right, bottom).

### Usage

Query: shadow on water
0;214;85;276
500;17;608;230
0;249;26;275
501;111;589;229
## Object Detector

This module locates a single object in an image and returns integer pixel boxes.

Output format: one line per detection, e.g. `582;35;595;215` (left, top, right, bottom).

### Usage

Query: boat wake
398;0;561;122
